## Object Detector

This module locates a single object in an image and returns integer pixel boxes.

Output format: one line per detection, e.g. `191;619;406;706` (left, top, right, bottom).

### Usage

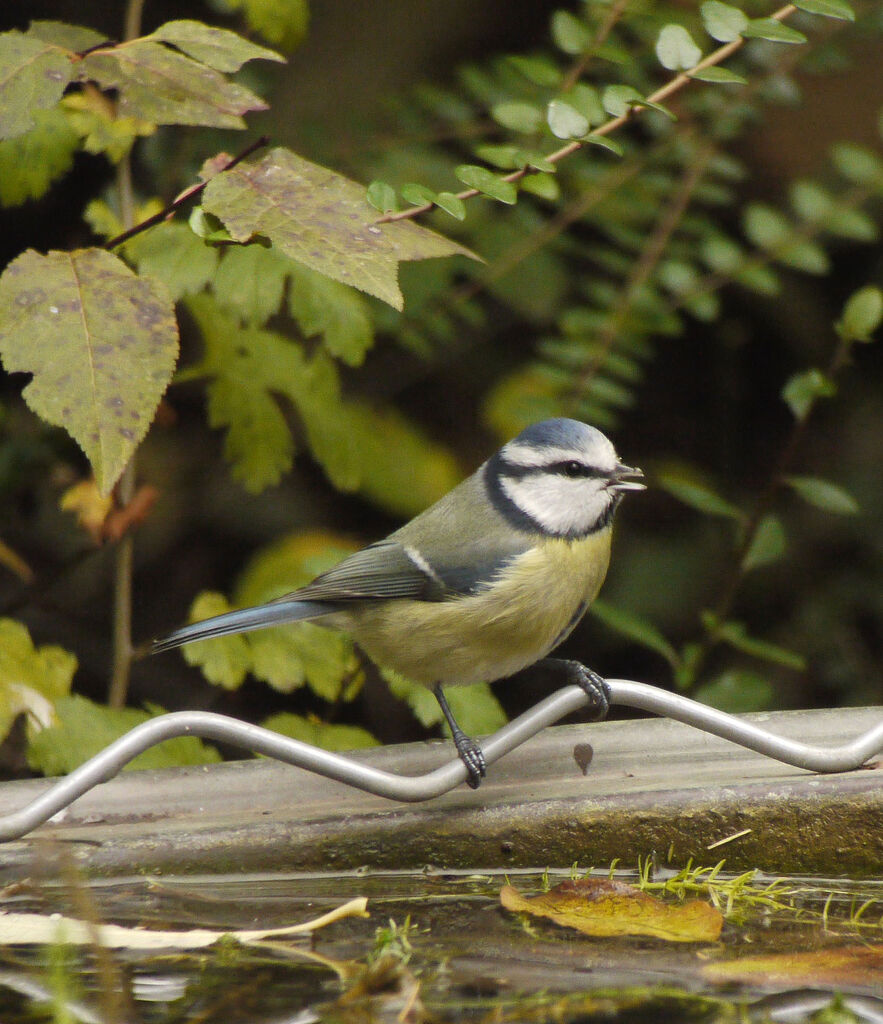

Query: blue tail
151;598;339;655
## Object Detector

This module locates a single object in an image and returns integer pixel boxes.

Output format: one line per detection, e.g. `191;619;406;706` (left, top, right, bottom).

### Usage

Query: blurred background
1;0;881;771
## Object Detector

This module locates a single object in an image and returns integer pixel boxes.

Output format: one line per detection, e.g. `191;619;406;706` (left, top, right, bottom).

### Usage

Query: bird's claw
570;664;610;722
454;734;487;789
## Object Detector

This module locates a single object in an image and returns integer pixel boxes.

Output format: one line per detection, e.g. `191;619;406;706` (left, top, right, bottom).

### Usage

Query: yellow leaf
60;479;114;542
500;879;723;943
703;943;883;987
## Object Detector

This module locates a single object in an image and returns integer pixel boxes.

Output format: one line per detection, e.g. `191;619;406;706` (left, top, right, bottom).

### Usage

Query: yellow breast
344;528;613;686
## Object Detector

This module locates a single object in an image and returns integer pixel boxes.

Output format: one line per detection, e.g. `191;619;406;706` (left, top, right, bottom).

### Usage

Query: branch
374;4;799;226
104;135;270;251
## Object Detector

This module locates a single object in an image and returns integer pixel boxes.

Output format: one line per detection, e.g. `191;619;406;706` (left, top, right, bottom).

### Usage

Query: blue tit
152;418;644;787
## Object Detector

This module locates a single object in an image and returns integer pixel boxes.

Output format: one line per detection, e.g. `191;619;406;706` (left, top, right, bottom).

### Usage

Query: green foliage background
0;0;881;774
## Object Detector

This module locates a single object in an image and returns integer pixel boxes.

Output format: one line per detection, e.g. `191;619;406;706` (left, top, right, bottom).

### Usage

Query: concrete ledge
0;707;879;878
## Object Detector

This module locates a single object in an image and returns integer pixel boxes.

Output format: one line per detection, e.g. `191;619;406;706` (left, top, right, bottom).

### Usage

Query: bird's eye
563;461;585;478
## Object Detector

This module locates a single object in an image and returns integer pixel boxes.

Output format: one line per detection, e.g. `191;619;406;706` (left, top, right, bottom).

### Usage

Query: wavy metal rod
0;680;880;842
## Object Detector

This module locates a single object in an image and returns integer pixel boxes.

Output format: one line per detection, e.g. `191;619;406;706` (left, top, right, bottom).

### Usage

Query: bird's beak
609;463;646;491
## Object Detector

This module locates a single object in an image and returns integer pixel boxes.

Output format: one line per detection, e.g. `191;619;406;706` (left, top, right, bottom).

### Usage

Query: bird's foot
432;682;487;788
451;729;487;789
562;661;610;721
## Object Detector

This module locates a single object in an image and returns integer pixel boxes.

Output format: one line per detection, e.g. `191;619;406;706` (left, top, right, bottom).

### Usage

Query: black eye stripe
499;458;607;480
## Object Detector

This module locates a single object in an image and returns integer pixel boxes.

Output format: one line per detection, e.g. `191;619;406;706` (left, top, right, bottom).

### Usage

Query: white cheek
501;475;610;535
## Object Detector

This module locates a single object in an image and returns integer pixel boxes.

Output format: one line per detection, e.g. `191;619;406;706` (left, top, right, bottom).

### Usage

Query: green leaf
781;368;835;419
222;0;309;51
656;471;743;519
823;207;878;242
792;0;854;20
0;30;75;139
400;182;437;206
567;84;606;127
735;264;780;296
455;164;517;204
700;235;743;273
602;84;644;117
741;514;786;571
202;147;476;310
789;180;831;221
688;66;747;84
182;295;459;510
590;599;680;667
784;475;859;515
0;618;76;748
742;18;807;44
25;21;106;51
236;531;358;603
247;622;356;698
701;1;750;42
703;615;806;670
435;192;466;220
26;694;222;776
474;144;521;169
602;84;674;120
148;20;284;72
126;220;220;302
366;180;397;213
288;263;374;367
61;92;154;162
656;25;702;70
340;404;462;517
181;591;252;689
550;10;591;54
233;531;360;697
742;203;790;249
209;243;288;323
547;99;589;140
781;239;829;274
184;297;296;492
0;107;79;206
505;55;562;87
490;101;543;134
836;285;883;343
520;172;560;201
584;134;624;156
262;713;378;751
0;248;178;495
444;683;507;736
830;143;882;185
79;41;269;129
693;671;774;713
384;670;506;735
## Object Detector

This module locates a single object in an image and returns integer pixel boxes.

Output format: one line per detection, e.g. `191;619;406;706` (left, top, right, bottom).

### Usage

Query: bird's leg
432;683;487;789
514;658;611;721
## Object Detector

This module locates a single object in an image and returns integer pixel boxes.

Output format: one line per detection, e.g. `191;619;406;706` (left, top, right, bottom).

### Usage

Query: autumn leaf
703;943;883;988
501;879;723;943
0;248;178;495
78;39;269;129
60;479;114;543
201;147;477;309
0;30;75;139
0;619;76;748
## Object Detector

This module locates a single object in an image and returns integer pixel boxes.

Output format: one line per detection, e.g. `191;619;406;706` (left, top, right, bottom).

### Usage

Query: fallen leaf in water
501;879;722;943
703;943;883;987
0;897;368;949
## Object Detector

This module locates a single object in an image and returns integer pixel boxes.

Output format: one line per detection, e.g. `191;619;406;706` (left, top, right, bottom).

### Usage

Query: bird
152;418;644;788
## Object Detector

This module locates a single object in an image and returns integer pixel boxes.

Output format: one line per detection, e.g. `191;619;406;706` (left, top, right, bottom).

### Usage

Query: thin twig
107;0;144;711
374;4;799;225
104;135;270;251
564;133;715;411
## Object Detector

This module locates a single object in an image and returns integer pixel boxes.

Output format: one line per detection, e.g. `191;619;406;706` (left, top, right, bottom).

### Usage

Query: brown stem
104;135;270;251
374;4;799;226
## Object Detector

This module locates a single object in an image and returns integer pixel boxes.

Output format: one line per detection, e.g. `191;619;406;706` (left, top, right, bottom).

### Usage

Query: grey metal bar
0;680;879;842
